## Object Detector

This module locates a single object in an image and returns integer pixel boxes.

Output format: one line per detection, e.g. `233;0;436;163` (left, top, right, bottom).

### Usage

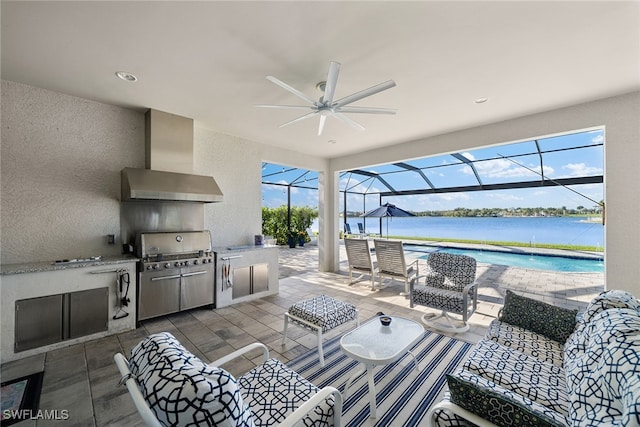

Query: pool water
406;245;604;273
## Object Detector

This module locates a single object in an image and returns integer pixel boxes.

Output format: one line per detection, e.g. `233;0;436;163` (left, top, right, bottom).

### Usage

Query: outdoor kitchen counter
1;256;139;363
1;255;139;275
214;244;279;308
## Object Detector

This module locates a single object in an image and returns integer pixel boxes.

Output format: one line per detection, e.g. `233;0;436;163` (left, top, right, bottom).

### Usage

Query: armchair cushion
499;290;577;343
129;332;254;427
238;358;335;427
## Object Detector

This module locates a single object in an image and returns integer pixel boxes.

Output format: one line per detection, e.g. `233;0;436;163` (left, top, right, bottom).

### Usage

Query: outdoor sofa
429;289;640;427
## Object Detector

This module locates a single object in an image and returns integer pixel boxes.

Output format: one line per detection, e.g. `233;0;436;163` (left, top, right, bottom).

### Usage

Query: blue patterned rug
287;330;473;427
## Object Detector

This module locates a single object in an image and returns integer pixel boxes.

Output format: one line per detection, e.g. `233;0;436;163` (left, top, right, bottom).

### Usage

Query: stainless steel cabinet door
68;288;108;339
15;294;63;352
138;273;180;320
180;268;214;310
252;264;269;293
232;266;251;299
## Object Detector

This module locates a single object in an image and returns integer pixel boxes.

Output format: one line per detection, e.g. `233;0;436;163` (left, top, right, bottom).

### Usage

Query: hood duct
121;109;224;203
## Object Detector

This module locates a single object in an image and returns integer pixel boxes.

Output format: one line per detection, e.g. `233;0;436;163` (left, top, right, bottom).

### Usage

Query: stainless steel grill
136;231;214;321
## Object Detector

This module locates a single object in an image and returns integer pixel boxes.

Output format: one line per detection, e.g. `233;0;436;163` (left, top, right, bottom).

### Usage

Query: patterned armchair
409;252;477;333
114;332;342;427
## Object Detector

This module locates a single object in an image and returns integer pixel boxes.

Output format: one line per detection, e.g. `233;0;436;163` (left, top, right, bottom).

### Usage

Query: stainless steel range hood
121;109;223;203
121;168;223;202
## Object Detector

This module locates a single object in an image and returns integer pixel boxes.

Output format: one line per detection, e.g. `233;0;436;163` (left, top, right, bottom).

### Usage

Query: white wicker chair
115;332;342;427
410;252;477;333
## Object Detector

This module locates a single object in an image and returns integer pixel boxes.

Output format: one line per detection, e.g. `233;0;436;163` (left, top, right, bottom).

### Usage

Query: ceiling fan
257;61;396;136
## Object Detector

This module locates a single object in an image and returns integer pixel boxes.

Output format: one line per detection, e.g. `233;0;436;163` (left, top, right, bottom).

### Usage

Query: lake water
345;216;604;247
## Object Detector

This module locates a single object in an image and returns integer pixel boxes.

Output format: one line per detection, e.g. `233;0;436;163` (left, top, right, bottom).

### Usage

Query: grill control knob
146;265;153;270
164;263;171;269
184;260;191;266
152;264;159;270
174;262;181;267
193;259;199;265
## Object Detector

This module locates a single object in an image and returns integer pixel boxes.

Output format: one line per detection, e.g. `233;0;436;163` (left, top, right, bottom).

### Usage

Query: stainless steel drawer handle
182;271;208;277
150;274;181;281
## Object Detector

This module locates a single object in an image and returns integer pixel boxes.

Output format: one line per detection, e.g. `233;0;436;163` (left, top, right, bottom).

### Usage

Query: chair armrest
276;386;343;427
426;399;498;427
209;342;270;367
114;353;163;427
462;280;477;295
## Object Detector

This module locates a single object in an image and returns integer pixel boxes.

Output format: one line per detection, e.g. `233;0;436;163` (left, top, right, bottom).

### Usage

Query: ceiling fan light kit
257;61;396;136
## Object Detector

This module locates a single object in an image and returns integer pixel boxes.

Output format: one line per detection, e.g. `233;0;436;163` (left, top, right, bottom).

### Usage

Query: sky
262;129;604;212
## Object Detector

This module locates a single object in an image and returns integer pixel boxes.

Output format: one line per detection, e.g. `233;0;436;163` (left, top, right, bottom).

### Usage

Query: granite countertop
212;244;278;254
1;255;140;275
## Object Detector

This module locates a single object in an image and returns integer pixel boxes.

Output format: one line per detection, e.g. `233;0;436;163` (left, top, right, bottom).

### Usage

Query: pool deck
279;240;604;344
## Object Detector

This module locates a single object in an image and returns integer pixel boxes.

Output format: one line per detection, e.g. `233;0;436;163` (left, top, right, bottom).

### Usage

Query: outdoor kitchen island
0;256;138;363
214;244;279;308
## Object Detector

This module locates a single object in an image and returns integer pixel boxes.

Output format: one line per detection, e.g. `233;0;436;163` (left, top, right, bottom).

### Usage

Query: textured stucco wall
1;81;145;264
195;127;264;247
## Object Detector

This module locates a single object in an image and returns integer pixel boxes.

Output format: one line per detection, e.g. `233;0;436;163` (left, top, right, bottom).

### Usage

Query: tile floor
1;243;604;426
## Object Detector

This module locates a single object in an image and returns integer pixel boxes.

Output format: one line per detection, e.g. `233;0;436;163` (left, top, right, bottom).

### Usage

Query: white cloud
591;134;604;144
561;163;603;177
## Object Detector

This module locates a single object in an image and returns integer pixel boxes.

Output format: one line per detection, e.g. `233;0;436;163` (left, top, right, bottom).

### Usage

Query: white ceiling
2;1;639;158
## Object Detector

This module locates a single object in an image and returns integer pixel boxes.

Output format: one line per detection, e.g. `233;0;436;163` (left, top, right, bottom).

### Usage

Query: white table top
340;316;424;365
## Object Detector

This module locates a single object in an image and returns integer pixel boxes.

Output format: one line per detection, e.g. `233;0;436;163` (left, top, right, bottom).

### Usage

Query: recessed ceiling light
474;97;489;104
115;71;138;82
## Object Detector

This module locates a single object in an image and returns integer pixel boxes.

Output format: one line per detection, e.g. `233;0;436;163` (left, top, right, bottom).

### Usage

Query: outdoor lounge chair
115;332;342;427
373;239;418;294
344;238;377;289
357;222;380;238
409;252;477;333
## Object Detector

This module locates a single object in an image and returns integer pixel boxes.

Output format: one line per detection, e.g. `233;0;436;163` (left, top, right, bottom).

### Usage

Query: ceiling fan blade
337;106;397;114
255;104;315;110
318;114;328;136
333;112;365;131
278;111;318;128
266;76;318;106
322;61;341;105
333;80;396;109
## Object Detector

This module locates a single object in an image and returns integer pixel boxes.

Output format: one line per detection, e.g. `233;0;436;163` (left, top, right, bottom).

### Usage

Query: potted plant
298;230;307;247
287;229;298;248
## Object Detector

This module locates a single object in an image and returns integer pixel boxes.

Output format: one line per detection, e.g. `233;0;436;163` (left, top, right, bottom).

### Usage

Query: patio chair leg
421;311;470;333
282;313;289;345
317;327;325;367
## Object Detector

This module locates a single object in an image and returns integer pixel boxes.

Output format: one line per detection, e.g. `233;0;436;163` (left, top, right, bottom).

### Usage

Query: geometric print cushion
446;369;569;427
288;295;357;332
499;290;578;343
129;332;255;427
426;252;477;290
580;289;640;324
567;308;640;426
412;285;467;314
237;358;335;427
486;320;565;367
462;339;570;417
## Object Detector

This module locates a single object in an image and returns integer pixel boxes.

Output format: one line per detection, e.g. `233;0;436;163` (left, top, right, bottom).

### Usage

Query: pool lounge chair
344;238;377;289
373;239;418;294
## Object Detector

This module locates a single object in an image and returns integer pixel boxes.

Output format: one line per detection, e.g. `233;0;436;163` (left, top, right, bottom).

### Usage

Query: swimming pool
404;245;604;273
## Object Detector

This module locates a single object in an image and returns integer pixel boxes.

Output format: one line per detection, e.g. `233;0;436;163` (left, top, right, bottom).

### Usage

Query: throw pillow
500;290;577;343
446;373;565;427
129;332;255;427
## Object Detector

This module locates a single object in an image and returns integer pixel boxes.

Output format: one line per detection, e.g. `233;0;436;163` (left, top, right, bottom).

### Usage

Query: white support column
318;169;340;272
